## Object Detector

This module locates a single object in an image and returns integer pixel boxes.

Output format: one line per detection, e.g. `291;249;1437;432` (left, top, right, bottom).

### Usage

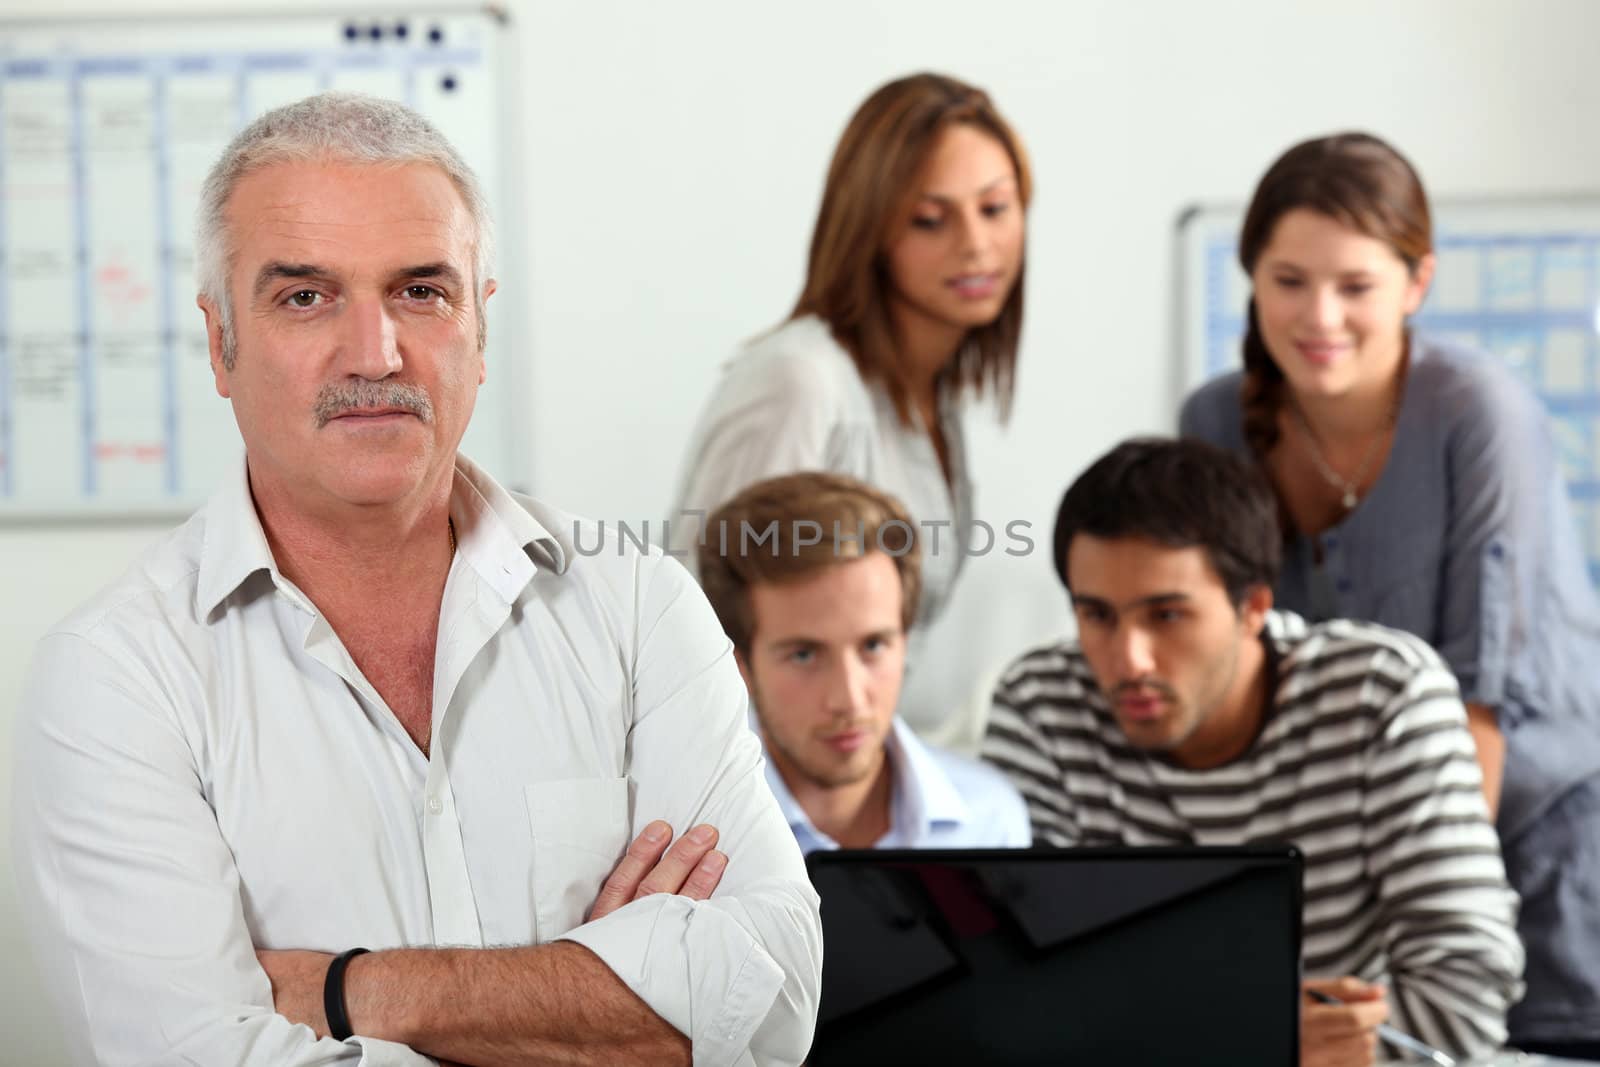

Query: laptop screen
805;845;1303;1066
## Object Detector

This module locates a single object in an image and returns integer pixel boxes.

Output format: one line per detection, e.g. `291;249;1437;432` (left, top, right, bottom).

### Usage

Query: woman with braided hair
1181;131;1600;1058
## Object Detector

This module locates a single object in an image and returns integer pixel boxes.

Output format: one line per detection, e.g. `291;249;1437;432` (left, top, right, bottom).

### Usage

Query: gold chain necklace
448;517;457;558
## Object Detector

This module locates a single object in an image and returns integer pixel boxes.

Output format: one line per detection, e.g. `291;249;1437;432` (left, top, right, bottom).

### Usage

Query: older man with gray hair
11;93;821;1067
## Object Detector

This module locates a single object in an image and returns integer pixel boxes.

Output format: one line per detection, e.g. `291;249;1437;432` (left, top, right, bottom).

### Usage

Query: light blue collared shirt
763;718;1031;854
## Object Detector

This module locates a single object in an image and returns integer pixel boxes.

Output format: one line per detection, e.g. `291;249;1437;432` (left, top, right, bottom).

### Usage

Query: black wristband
323;947;370;1041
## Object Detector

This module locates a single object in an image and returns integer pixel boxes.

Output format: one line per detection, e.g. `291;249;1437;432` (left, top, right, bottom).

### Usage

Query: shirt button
1336;578;1353;594
427;796;443;815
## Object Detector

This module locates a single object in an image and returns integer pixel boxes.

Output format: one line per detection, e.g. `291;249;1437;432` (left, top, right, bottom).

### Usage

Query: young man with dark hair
699;471;1028;853
983;438;1522;1066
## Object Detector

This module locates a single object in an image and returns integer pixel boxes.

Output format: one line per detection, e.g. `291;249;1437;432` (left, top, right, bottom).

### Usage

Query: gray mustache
313;380;434;428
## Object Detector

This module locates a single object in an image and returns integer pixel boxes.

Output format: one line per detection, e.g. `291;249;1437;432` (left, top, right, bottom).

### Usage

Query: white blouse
670;315;974;662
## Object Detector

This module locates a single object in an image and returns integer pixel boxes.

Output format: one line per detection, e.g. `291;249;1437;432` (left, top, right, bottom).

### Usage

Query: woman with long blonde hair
671;72;1030;745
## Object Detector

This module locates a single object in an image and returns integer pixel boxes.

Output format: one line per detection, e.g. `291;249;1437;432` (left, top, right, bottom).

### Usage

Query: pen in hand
1305;988;1457;1067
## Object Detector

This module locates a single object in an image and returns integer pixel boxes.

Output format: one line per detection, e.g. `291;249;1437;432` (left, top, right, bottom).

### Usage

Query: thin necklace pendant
1293;345;1407;517
1291;401;1393;515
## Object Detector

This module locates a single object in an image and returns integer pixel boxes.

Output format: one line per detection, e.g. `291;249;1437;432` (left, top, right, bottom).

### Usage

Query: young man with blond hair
698;471;1027;853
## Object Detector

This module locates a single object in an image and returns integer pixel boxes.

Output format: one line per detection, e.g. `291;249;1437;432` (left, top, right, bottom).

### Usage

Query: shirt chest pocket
524;777;632;939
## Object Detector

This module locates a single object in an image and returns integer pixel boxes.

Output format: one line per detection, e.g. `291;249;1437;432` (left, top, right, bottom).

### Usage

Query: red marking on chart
94;442;167;462
97;264;151;300
95;258;154;328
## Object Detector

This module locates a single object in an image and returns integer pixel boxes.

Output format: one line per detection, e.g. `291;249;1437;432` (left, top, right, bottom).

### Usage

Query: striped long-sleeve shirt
982;611;1525;1058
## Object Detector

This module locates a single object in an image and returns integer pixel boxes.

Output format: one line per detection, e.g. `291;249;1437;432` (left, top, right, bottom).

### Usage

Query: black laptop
805;845;1303;1066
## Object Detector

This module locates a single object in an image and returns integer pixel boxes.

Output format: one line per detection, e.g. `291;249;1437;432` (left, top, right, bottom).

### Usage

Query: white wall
5;1;1599;1060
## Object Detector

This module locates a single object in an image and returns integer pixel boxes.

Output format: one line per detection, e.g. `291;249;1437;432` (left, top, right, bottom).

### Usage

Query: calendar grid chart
0;77;10;499
154;71;179;494
69;62;94;496
0;8;515;518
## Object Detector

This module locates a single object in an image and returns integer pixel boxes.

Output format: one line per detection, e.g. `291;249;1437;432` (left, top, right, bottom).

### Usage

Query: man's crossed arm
258;821;729;1066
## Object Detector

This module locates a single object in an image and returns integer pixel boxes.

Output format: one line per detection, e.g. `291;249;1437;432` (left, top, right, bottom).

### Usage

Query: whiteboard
1177;198;1600;585
0;6;525;519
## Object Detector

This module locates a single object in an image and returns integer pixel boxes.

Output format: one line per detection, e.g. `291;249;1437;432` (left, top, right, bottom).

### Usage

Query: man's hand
590;820;728;921
1302;977;1389;1067
256;948;336;1038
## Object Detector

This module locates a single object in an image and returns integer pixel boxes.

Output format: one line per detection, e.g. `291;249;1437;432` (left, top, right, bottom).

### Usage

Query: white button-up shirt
11;455;822;1067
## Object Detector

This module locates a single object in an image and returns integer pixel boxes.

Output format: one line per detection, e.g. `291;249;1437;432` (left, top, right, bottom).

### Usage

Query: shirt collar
885;717;971;839
761;717;973;850
196;452;565;618
762;757;819;843
449;454;566;604
196;451;281;618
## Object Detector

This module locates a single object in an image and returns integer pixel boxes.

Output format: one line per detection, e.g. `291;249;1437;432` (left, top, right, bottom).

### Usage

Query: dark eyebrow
769;637;821;652
1263;260;1379;282
252;262;333;299
391;262;466;292
918;174;1018;206
1073;592;1192;612
251;261;468;300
